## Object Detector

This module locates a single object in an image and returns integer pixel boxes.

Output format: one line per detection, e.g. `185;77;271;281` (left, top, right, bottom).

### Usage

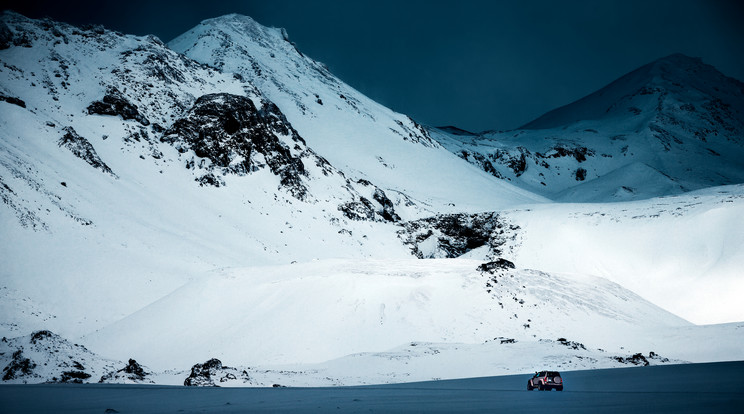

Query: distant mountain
433;54;744;202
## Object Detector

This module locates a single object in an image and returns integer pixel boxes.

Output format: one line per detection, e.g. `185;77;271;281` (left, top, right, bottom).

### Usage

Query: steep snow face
434;54;744;202
169;14;544;212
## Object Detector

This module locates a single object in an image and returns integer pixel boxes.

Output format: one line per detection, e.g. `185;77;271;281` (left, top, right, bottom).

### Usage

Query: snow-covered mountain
1;11;742;386
169;14;541;212
434;54;744;202
0;10;538;337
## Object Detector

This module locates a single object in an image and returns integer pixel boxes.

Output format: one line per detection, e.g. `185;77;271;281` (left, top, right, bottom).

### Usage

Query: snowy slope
499;185;744;324
169;14;543;212
434;54;744;202
0;11;411;339
81;259;689;371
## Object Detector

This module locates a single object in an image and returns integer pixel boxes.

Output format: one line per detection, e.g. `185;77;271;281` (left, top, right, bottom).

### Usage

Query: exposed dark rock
184;358;224;387
183;358;250;387
2;350;36;381
99;358;151;383
60;370;91;383
339;198;376;221
469;152;502;178
575;167;587;181
87;87;150;126
398;212;518;259
196;173;225;187
615;353;650;366
0;92;26;108
491;147;531;177
541;145;594;162
507;151;528;176
161;93;308;198
557;338;587;350
30;330;54;344
477;259;516;273
121;359;146;377
0;21;13;49
58;127;116;176
373;188;400;222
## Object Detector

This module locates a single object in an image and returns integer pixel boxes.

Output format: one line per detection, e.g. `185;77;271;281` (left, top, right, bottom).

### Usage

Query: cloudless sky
4;0;743;131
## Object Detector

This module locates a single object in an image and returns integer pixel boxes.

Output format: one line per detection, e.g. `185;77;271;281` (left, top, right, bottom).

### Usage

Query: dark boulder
477;259;516;273
0;92;26;108
184;358;224;387
87;87;150;126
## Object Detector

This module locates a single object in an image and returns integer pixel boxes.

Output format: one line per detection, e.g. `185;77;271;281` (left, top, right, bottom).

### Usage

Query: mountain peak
201;13;261;27
653;53;702;66
521;53;744;130
183;13;285;43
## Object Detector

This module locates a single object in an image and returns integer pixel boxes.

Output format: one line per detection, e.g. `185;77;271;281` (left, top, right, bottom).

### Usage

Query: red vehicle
527;371;563;391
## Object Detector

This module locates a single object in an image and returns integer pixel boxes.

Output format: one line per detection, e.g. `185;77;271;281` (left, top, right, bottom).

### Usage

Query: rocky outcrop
0;92;26;108
0;330;118;384
2;350;36;381
99;359;153;384
183;358;250;387
0;20;12;49
161;93;308;198
87;87;150;126
58;127;116;177
398;212;519;259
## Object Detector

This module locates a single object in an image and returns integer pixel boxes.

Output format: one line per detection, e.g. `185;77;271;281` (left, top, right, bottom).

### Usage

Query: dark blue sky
5;0;744;131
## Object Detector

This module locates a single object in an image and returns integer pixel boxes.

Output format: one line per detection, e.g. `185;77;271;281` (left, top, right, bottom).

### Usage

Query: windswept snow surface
500;185;744;324
82;259;689;372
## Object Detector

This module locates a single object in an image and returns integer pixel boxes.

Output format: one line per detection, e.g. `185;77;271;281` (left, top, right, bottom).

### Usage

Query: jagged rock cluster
99;359;153;384
338;179;401;223
87;87;150;126
398;212;518;258
183;358;251;386
58;127;116;177
161;93;309;197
